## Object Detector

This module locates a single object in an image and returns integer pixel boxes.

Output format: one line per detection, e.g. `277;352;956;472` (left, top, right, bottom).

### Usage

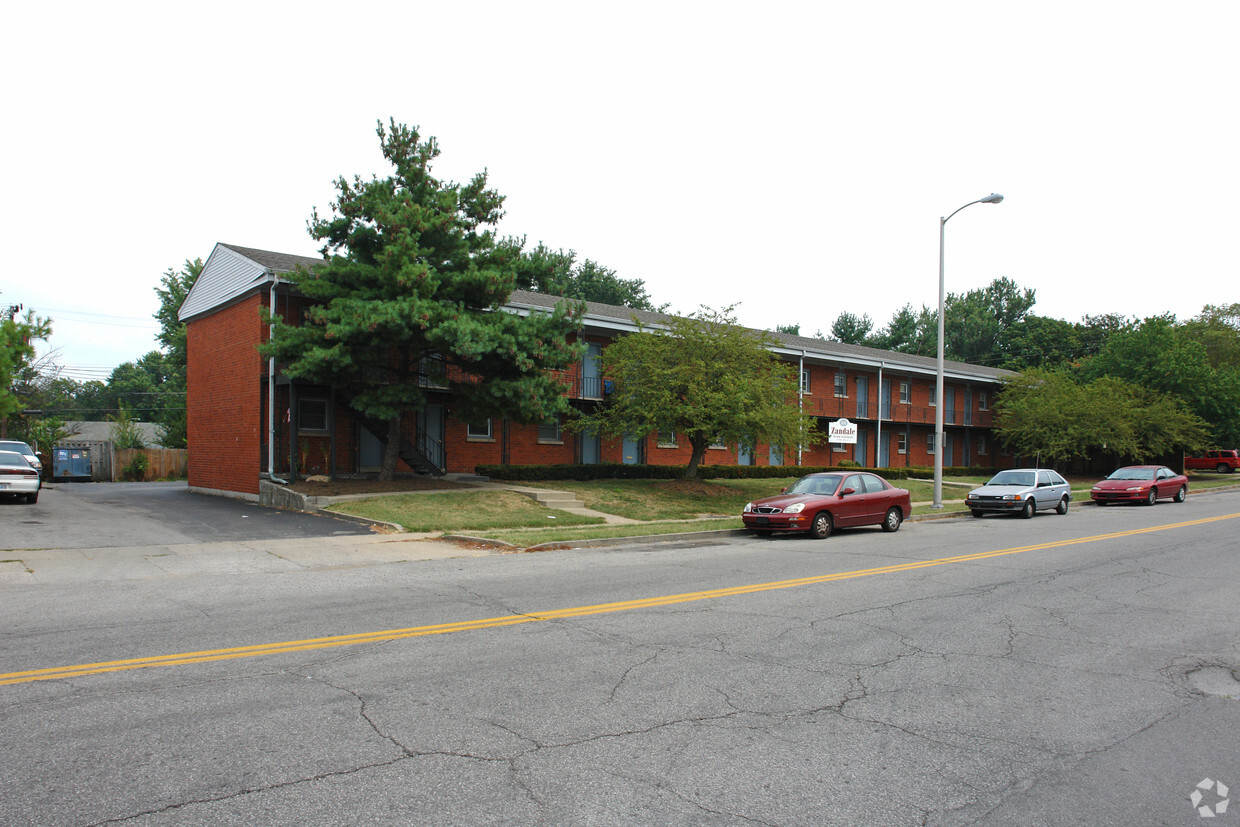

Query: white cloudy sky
4;1;1237;382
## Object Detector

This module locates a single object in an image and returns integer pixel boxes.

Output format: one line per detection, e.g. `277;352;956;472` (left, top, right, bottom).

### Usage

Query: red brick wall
186;295;265;495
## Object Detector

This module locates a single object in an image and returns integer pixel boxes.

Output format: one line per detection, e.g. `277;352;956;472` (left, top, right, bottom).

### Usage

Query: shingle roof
217;243;325;273
183;246;1009;382
506;290;1011;381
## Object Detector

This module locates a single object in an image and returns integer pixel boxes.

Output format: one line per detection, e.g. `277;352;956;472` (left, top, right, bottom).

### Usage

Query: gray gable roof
216;243;325;274
179;245;1009;383
178;242;325;322
506;289;1010;382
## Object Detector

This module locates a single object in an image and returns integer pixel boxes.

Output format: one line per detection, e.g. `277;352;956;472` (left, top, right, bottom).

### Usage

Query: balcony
804;395;993;428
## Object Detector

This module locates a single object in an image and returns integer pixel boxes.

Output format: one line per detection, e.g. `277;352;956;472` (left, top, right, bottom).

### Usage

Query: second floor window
978;390;989;411
899;381;911;404
834;373;847;397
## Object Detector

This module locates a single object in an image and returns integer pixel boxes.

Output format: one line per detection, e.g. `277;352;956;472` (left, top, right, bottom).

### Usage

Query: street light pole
934;193;1003;509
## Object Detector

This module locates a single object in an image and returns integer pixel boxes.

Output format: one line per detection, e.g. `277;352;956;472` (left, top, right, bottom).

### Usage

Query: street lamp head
980;193;1004;204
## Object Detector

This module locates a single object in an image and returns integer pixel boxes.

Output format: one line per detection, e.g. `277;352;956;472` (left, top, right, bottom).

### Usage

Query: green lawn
329;471;1237;546
329;489;606;533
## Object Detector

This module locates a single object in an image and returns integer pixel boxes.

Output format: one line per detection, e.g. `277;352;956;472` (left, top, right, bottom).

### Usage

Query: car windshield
786;475;842;496
986;471;1035;487
1108;467;1154;480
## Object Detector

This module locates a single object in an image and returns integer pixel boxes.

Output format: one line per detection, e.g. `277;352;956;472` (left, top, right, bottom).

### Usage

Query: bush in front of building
476;463;939;482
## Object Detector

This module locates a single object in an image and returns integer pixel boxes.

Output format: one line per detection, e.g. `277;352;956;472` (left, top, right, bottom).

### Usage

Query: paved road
2;488;1238;825
0;481;374;551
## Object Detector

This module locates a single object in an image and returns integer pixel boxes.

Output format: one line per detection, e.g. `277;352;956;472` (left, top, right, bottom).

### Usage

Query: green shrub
123;453;149;481
474;463;931;482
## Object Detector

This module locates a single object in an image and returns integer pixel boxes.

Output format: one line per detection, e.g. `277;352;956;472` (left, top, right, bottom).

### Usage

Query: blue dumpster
53;447;92;481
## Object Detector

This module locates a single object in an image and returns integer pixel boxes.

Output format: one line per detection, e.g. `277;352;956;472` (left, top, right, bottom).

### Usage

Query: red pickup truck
1185;450;1240;473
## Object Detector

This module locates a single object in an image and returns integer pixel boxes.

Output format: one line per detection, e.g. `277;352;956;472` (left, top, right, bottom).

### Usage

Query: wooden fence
113;448;188;482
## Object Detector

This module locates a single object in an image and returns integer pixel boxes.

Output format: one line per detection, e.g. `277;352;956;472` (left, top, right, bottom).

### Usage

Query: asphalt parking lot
0;481;374;551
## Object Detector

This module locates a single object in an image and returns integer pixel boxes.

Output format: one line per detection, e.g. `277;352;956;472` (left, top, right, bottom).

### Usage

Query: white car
965;468;1070;519
0;439;41;473
0;449;42;504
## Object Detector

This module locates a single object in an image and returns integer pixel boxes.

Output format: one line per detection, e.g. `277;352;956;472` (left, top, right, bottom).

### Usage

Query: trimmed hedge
475;463;999;482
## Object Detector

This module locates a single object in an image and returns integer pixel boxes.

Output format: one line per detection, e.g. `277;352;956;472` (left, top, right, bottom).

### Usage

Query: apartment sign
829;418;858;444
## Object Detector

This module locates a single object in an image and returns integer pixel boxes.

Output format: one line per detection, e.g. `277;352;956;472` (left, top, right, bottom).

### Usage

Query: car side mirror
840;487;856;496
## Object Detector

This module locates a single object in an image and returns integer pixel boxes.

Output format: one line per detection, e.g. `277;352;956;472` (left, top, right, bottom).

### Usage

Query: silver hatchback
965;468;1071;519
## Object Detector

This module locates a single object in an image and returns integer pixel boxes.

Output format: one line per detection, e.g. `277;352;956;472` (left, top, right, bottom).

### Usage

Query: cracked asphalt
1;484;1239;825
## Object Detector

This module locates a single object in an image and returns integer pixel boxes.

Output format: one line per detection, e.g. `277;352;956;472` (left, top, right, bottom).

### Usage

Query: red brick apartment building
179;243;1014;499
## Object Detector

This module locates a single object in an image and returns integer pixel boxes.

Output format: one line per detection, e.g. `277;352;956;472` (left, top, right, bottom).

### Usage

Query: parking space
0;481;374;551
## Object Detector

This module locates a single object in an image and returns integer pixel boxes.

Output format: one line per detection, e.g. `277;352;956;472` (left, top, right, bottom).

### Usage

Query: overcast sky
5;1;1237;383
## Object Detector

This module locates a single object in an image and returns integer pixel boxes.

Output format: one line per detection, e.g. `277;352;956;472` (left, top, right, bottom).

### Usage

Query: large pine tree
261;120;584;478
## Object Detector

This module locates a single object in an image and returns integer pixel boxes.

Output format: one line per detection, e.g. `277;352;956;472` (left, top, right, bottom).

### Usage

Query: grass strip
330;490;605;533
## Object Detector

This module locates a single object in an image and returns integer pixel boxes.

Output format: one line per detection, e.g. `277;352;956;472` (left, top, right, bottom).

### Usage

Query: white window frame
801;370;811;395
978;390;989;411
466;419;493;440
899;381;911;405
897;432;908;455
657;428;677;447
834;373;847;397
927;432;936;455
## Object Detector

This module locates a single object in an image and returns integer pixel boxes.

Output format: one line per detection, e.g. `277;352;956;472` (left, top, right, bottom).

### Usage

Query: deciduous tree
1;309;52;437
574;306;818;479
995;368;1208;462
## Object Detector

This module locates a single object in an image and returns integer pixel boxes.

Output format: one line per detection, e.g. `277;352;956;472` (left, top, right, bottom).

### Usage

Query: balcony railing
556;364;605;400
804;396;993;428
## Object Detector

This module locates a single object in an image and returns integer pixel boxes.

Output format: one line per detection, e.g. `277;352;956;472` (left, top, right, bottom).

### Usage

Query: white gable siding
178;244;272;321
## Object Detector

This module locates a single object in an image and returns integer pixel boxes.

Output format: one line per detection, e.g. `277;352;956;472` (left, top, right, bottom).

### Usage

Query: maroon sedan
742;472;912;539
1090;465;1188;506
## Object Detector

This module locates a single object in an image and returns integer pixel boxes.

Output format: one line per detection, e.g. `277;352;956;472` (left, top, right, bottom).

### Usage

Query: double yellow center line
3;513;1234;687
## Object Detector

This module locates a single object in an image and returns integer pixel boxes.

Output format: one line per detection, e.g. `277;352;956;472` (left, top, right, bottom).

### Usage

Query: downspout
876;362;884;469
267;276;287;484
798;351;805;466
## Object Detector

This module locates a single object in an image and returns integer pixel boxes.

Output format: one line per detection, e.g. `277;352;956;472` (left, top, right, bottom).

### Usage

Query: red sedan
1090;465;1188;506
742;472;912;539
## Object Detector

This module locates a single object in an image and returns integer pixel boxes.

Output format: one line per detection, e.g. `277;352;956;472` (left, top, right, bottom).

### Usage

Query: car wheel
26;491;38;504
1218;463;1229;474
1020;499;1035;519
1144;488;1157;506
1056;496;1068;515
810;512;833;540
971;509;984;518
1174;485;1186;503
881;507;902;532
